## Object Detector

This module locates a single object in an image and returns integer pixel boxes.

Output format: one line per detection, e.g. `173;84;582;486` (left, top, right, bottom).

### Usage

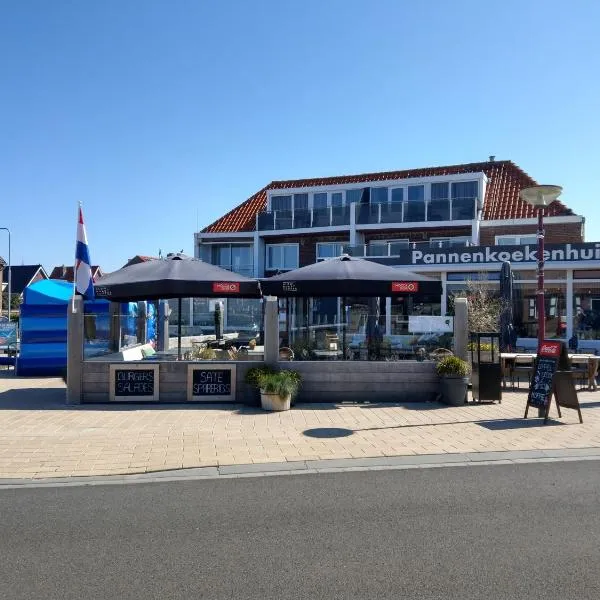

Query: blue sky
1;0;599;272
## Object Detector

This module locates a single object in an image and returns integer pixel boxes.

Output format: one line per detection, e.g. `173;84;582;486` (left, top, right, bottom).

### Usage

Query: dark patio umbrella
94;254;261;358
260;255;441;297
95;254;261;301
499;261;517;352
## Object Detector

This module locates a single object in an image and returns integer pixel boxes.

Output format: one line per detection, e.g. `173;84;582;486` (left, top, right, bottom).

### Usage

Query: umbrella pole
342;296;346;360
178;297;182;360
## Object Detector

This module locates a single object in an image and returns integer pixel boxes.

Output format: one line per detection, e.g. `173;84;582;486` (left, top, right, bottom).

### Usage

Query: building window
313;192;328;209
495;235;538;246
407;185;424;201
331;192;343;207
271;195;292;212
210;244;253;276
371;187;389;204
266;244;299;270
431;182;449;200
451;180;478;201
294;193;309;210
316;242;345;260
391;188;404;203
345;189;362;204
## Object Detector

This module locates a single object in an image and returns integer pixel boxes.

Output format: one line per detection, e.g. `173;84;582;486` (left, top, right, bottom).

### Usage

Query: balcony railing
355;197;477;226
256;198;477;231
257;206;351;231
344;239;472;258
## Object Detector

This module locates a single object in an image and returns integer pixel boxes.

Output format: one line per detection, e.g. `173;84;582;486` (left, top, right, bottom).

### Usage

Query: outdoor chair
570;356;590;390
512;354;534;388
279;347;294;361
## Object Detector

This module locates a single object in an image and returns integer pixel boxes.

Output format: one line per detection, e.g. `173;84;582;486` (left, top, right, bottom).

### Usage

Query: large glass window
271;195;292;212
266;244;299;270
313;192;328;209
391;188;404;203
294;193;309;210
345;189;362;204
331;192;343;207
407;185;424;201
431;182;449;200
451;181;478;201
210;244;253;276
316;242;345;260
371;187;389;204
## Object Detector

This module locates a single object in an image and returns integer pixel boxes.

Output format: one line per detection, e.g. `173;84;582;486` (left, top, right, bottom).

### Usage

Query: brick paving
1;371;599;479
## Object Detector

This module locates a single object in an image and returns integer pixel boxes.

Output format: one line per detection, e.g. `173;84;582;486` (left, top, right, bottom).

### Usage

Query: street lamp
0;228;10;320
519;185;562;352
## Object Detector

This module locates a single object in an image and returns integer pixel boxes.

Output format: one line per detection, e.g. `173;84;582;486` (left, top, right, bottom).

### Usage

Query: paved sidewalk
1;372;599;479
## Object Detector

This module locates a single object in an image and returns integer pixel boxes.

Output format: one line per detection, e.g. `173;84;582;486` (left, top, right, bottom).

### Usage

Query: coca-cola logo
539;342;561;357
391;281;419;293
212;282;240;293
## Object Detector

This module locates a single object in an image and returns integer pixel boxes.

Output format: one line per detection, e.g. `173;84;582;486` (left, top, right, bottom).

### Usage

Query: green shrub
244;365;276;388
245;367;301;399
435;356;471;377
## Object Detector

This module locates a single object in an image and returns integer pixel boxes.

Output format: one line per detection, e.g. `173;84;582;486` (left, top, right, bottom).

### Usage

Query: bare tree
452;277;503;333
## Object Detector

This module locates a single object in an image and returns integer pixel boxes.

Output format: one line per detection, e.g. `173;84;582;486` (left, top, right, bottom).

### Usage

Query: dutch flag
75;204;95;299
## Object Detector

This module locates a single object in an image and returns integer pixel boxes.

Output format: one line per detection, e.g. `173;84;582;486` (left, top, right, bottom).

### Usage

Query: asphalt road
1;462;599;599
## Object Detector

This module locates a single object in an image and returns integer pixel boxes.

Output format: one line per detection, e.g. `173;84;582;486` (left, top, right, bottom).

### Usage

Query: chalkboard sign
110;364;159;401
187;365;236;401
525;341;580;423
553;371;583;423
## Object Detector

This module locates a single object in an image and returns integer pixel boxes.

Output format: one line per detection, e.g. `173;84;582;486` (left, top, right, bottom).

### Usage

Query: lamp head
520;185;562;207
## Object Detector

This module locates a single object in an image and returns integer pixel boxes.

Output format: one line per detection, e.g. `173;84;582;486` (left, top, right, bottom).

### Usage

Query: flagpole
72;202;82;314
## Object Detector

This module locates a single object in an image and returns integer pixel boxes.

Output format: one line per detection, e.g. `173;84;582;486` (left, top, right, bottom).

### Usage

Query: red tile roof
121;255;158;268
201;160;576;234
49;265;103;282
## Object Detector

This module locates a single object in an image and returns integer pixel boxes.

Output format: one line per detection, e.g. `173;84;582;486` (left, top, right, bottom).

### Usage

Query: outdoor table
500;352;599;391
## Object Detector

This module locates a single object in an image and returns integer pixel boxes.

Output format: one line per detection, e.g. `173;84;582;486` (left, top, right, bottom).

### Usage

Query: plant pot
260;390;291;412
440;375;469;406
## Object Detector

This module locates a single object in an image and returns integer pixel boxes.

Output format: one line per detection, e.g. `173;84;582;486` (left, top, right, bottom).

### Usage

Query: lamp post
519;186;562;352
0;228;10;320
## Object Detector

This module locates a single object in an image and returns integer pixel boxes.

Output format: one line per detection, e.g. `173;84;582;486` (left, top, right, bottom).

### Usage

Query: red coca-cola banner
391;281;419;293
212;282;240;294
538;340;562;358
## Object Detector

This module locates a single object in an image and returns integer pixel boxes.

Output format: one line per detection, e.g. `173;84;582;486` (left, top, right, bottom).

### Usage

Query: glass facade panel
271;195;292;211
407;185;424;201
431;182;449;200
313;192;328;209
266;244;299;270
380;202;403;223
316;242;344;260
294;193;309;210
428;199;450;221
293;209;312;229
312;207;331;227
371;187;389;204
574;282;600;341
331;192;343;207
451;181;478;201
391;188;404;203
403;200;426;222
345;189;362;204
452;197;476;220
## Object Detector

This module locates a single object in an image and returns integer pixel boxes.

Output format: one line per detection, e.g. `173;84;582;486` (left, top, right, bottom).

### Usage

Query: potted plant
245;366;301;411
436;355;471;406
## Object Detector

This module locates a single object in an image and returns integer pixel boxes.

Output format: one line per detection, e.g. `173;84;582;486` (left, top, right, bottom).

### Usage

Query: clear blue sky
1;0;599;273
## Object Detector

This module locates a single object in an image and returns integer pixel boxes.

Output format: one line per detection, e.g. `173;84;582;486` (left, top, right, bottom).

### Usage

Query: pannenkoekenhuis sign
395;243;600;266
